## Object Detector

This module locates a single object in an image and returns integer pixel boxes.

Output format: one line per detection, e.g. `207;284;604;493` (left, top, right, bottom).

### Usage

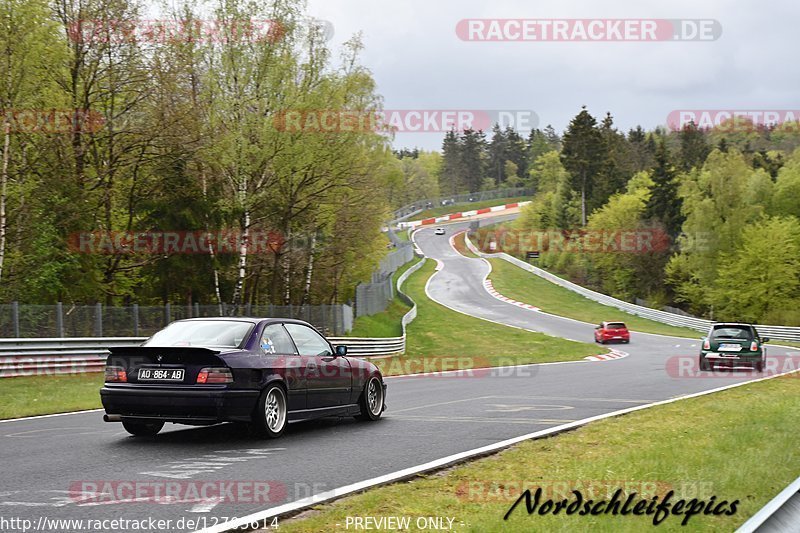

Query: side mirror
761;337;770;343
335;345;348;357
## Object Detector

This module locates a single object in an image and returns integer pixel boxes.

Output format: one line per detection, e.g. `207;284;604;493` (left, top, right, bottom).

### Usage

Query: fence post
246;302;252;316
133;304;139;336
194;302;200;317
164;303;171;326
94;303;103;336
12;301;19;337
56;302;64;337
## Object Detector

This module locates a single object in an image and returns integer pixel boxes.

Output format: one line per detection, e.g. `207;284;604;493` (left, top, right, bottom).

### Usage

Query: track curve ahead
2;216;798;532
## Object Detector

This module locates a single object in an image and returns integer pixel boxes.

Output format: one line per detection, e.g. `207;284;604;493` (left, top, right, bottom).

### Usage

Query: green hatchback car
699;323;769;371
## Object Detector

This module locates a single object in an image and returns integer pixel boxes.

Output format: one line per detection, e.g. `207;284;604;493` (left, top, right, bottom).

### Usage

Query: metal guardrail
0;335;407;378
464;232;800;342
397;257;427;338
736;475;800;532
390;187;534;223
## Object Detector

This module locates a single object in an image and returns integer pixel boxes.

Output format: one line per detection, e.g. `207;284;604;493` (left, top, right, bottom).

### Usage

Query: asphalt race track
2;217;798;532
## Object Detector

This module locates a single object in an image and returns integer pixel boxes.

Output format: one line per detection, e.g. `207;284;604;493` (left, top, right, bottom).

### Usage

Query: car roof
603;321;627;325
711;323;754;327
173;317;313;326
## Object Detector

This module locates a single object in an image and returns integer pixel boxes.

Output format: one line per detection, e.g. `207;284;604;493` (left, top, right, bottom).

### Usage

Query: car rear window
710;326;753;340
606;323;627;329
144;320;253;348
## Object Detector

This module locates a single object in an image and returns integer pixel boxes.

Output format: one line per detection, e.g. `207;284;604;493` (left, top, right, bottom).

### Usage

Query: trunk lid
107;346;228;385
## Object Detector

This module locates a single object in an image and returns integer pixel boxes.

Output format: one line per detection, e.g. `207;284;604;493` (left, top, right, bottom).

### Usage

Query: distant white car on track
434;228;446;235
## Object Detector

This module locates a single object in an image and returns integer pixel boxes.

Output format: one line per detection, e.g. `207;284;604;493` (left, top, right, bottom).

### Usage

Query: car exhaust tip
103;414;121;422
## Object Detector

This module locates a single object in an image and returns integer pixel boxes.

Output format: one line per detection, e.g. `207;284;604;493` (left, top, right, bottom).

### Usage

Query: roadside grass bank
485;258;700;339
276;373;800;532
451;231;477;258
373;260;604;376
412;196;530;221
347;258;420;338
0;373;103;420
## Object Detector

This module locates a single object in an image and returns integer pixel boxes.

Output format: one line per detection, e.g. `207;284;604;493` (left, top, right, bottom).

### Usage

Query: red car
594;321;630;344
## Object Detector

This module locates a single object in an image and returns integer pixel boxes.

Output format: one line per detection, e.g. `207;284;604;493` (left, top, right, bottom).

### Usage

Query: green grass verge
277;373;800;532
486;258;700;338
372;260;604;376
412;196;530;221
0;373;103;420
347;259;421;338
452;231;478;259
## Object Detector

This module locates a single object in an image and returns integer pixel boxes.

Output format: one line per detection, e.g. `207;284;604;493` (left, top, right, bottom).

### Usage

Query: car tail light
197;367;233;384
105;365;127;383
703;339;710;350
750;341;758;351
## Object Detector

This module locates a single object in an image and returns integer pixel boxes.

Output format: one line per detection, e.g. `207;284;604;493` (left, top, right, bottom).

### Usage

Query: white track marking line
0;409;103;424
197;368;800;533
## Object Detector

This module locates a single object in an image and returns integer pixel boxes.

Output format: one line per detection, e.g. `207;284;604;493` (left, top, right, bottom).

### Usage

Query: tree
560;107;608;226
709;217;800;323
644;141;684;237
460;129;487;192
487;124;507;185
526;128;551;168
678;121;710;172
527;151;566;193
504;126;528;181
0;0;62;290
627;126;655;172
666;149;774;314
439;130;462;194
772;148;800;218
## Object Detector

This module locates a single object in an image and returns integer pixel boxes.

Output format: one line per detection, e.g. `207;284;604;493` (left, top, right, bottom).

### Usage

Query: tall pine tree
560;107;608;226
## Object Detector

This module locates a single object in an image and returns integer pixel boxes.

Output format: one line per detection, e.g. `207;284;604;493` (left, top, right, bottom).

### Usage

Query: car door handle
307;363;318;373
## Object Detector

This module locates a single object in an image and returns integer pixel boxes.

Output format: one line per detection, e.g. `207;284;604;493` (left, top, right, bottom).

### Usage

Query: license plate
719;344;742;352
138;368;185;382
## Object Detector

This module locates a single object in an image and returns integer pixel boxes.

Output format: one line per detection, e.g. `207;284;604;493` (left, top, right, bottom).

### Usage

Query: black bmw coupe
101;318;387;438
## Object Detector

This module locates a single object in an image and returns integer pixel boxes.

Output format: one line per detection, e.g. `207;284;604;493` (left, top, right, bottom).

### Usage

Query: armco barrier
396;257;427;338
0;335;407;378
464;232;800;342
398;201;531;229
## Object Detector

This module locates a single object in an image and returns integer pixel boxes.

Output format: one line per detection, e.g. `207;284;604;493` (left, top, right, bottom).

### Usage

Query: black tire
755;358;765;372
122;420;164;437
699;356;712;372
251;384;288;438
355;376;384;421
599;339;606;345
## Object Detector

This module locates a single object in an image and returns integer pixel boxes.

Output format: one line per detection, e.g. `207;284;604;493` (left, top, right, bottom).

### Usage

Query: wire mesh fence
355;242;416;318
0;302;353;338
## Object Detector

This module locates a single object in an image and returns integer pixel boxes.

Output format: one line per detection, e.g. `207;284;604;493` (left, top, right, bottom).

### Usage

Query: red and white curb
399;201;531;228
585;349;629;362
483;279;540;311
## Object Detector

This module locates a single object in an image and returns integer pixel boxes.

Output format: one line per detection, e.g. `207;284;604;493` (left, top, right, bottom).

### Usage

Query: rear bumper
602;336;629;342
101;385;259;424
701;352;763;366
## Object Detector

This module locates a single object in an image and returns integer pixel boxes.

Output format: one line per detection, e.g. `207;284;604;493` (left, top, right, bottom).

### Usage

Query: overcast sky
305;0;800;151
